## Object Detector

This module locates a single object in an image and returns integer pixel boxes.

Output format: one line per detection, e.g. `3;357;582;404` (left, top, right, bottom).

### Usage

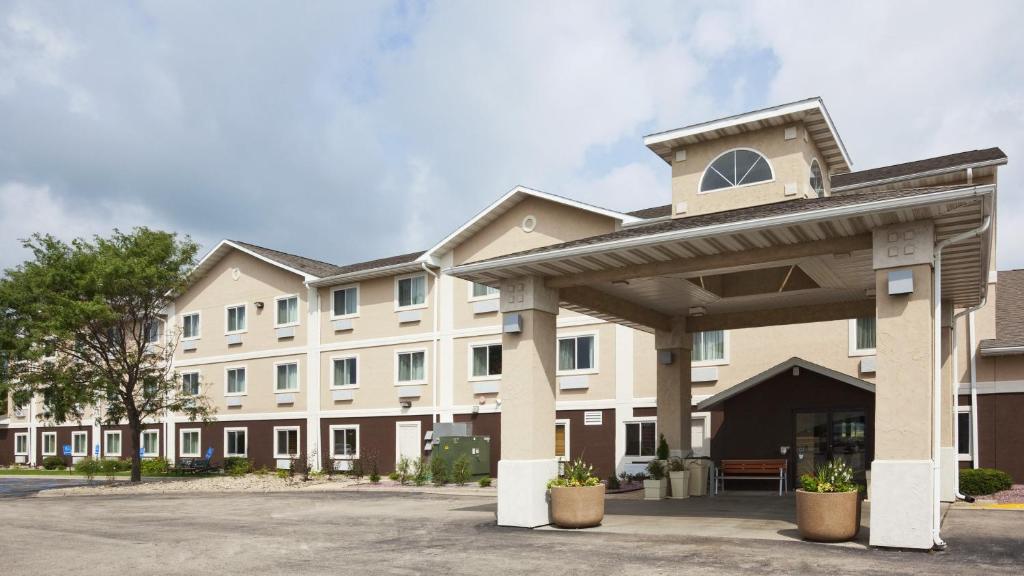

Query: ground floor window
72;431;88;456
275;427;300;458
42;432;57;456
957;407;972;460
180;429;200;457
330;426;359;458
14;433;28;455
225;428;247;457
142;430;160;457
105;431;122;456
555;420;570;461
625;421;656;457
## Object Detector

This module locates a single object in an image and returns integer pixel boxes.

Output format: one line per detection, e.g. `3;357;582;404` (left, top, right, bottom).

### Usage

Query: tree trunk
128;416;143;482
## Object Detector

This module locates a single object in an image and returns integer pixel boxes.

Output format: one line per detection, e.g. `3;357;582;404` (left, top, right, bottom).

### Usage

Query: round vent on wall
231;267;241;281
521;214;537;233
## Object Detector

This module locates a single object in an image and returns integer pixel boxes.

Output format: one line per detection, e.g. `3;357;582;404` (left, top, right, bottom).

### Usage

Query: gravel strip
993;484;1024;504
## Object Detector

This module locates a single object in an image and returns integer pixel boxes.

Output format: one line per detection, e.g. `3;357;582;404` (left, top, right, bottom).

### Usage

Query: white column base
869;460;935;549
940;447;957;502
497;458;559;528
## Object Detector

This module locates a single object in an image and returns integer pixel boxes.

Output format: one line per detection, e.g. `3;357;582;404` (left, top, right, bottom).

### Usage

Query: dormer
644;98;852;218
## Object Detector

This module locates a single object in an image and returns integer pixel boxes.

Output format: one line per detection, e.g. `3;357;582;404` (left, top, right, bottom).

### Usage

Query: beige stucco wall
319;273;435;343
319;344;434;411
174;250;308;361
670;125;829;217
182;353;307;414
452;276;503;330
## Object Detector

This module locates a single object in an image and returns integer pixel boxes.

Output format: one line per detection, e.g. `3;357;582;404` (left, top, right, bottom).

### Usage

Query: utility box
433;435;491;477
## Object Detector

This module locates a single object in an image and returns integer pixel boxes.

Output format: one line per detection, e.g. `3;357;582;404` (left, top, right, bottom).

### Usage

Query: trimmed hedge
42;455;66;470
960;468;1012;496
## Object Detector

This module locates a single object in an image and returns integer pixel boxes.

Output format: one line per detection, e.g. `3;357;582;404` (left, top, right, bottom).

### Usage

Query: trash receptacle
685;459;711;496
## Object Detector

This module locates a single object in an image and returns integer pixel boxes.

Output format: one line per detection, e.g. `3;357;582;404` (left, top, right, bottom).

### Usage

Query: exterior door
395;421;421;465
794;410;868;482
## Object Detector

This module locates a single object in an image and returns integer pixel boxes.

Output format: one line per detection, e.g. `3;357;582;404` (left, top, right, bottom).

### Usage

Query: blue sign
62;444;71;456
94;444;100;456
205;446;214;460
140;447;145;457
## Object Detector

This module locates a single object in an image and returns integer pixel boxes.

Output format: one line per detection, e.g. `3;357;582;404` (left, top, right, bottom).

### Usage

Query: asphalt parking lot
0;477;97;498
0;489;1021;575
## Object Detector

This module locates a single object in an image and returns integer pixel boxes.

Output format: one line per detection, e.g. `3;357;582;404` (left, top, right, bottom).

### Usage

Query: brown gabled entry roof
980;269;1024;355
831;148;1006;191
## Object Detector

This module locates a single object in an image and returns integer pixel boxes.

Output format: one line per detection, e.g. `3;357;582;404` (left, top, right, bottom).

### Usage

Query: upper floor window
225;304;246;334
332;286;359;318
225;366;247;395
471;343;502;378
396;275;427;309
692;330;726;363
275;295;299;327
558;334;595;373
182;312;200;339
144;320;160;344
275;362;299;392
700;148;774;193
182;372;200;396
470;282;499;300
809;159;824;198
850;317;876;355
396;350;427;384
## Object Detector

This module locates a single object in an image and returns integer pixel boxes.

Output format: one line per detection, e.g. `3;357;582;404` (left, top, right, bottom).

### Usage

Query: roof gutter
831;158;1007;193
449;184;995;276
979;345;1024;356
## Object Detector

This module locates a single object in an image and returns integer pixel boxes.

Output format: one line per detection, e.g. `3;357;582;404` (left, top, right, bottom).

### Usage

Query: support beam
687;299;876;333
546;234;872;288
655;318;692;458
558;285;672;332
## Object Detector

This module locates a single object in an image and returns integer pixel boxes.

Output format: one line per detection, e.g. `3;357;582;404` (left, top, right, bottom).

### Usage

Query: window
42;432;57;456
625;421;657;457
182;312;200;339
274;427;300;458
396;275;427;309
396;351;426;384
558;335;595;373
180;429;200;457
142;430;160;457
471;344;502;379
332;286;358;318
275;295;299;326
332;356;358;388
330;426;359;458
809;159;824;198
275;362;299;392
555;420;569;461
72;431;88;456
470;282;499;300
144;320;160;344
225;367;246;395
225;304;247;333
14;433;28;455
181;372;200;396
105;431;122;456
850;317;876;355
957;408;972;460
692;330;726;364
700;148;774;192
225;428;247;457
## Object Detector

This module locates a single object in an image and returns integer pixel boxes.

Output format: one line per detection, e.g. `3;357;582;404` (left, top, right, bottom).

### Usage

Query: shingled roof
831;148;1006;190
980;269;1024;353
229;240;345;278
626;204;672;219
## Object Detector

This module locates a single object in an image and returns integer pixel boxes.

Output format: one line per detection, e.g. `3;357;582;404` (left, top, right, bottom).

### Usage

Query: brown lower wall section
174;420;306;470
36;425;93;465
961;392;1024;482
320;415;433;475
99;424;165;460
0;428;14;466
454;412;500;476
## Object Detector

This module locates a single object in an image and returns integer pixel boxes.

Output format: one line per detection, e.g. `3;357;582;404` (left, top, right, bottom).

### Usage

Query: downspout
932;215;991;549
951;290;987;503
969;311;980;468
422;263;440;425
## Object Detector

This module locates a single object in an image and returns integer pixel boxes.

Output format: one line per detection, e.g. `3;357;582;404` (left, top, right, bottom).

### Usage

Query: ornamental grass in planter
796;458;862;542
547;457;605;528
667;457;690;499
643;459;667;500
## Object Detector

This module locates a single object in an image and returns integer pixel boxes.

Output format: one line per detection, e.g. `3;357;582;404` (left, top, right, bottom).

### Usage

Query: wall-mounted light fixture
254;301;265;310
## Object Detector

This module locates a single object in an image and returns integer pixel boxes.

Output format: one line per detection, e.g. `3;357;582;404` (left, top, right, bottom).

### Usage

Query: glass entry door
794;410;868;482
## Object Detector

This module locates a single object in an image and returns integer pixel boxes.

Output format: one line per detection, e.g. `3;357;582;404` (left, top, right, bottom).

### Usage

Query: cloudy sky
2;0;1023;272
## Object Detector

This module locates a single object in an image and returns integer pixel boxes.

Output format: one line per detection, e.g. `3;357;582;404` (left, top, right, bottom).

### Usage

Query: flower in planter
800;458;858;493
548;456;600;488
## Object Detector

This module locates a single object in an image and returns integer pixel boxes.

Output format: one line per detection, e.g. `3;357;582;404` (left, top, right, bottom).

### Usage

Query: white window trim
697;147;776;195
329;424;360;459
330;354;360;389
395;348;429;386
41;431;57;456
691;330;730;367
556;331;599;376
179;428;201;458
555;418;570;462
224;427;248;457
144;318;164;344
71;431;88;456
273;294;301;328
957;405;973;461
394;273;429;311
224;303;248;335
104;430;122;457
273;360;301;393
181;311;201;340
181;370;201;396
273;426;301;458
14;432;28;456
224;365;248;397
848;318;877;357
468;340;502;382
623;417;657;459
467;281;500;302
141;429;160;458
330;284;360;320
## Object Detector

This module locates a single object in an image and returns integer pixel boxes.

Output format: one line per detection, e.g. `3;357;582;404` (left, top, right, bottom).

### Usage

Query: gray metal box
503;313;522;333
888;269;914;295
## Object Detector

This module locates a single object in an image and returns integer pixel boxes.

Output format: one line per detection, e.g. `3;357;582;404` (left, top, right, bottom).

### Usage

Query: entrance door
794;410;867;482
395;421;422;465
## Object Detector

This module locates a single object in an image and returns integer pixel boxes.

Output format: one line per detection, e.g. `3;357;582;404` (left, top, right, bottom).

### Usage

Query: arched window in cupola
699;148;774;193
809;159;824;198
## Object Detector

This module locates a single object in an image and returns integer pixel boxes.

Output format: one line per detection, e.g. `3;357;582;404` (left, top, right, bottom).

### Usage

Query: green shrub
644;459;665;481
800;458;857;493
388;471;400;481
276;469;290;479
430;454;450;486
370;471;381;483
74;457;101;480
396;456;412;485
656;434;670;461
42;456;66;470
99;458;121;480
960;468;1013;496
412;457;428;486
451;455;472;486
224;457;252;477
349;457;364;479
140;457;169;476
478;476;492;487
254;465;270;476
607;474;621;490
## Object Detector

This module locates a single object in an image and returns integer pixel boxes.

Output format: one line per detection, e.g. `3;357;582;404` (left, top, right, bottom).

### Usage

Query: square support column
497;276;559;527
655;317;693;458
870;221;936;549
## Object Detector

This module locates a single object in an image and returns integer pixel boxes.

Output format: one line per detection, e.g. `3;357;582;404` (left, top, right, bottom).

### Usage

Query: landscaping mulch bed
992;484;1024;504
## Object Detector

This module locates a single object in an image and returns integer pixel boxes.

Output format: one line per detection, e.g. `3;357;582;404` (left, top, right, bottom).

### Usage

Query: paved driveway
0;477;97;498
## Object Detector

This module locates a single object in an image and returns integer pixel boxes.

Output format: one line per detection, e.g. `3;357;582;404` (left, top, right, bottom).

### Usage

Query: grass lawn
0;469;132;476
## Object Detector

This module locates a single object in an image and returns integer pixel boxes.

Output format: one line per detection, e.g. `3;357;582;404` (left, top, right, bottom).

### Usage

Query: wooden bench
714;459;788;495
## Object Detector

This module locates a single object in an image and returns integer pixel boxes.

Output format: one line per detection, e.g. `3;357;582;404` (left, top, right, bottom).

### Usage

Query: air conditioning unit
13;408;25;418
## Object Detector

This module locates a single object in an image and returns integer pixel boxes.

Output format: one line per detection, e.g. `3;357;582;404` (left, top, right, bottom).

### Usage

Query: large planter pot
643;478;668;500
549;485;605;528
796;489;861;542
669;470;690;499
